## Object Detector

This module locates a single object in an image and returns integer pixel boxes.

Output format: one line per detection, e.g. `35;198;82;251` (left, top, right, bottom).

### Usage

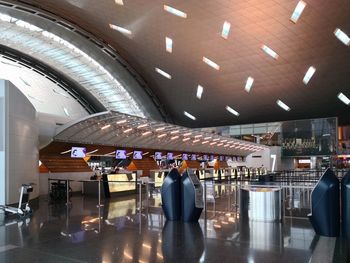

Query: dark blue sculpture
341;170;350;238
161;168;181;221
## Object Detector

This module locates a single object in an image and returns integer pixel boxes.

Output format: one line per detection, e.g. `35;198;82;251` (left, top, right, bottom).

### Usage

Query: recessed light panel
165;37;173;53
245;77;254;92
115;0;124;5
225;106;240;116
338;92;350;105
101;124;111;130
164;5;187;18
221;21;231;39
334;28;350;46
184;111;196;120
276;99;291;111
109;24;132;35
196;85;203;99
303;66;316;85
290;1;306;23
155;67;172;79
261;45;279;59
202;57;220;70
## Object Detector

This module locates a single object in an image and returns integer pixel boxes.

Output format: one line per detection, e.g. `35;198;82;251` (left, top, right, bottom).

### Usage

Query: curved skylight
0;12;145;118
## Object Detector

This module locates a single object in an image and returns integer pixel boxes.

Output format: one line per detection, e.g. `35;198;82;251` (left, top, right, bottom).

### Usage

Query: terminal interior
0;0;350;262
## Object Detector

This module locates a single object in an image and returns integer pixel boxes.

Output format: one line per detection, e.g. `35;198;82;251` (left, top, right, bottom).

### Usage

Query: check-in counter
240;186;282;222
225;168;235;180
197;169;206;180
150;169;170;188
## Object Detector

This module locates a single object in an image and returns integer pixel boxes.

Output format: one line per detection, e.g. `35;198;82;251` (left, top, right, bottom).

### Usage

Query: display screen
154;152;162;160
191;154;197;161
71;147;86;158
203;155;208;161
167;152;173;160
210;155;214;161
133;151;143;160
182;154;188;160
219;156;224;161
115;150;127;159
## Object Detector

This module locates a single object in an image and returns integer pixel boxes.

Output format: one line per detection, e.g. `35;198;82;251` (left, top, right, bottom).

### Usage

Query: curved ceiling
2;0;350;127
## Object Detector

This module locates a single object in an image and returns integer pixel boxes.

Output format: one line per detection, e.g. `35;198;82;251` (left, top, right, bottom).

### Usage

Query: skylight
115;0;124;5
290;1;306;23
276;99;291;111
303;66;316;85
155;67;172;79
202;57;220;70
163;5;187;18
196;85;203;99
165;37;173;53
261;45;279;59
334;28;350;46
338;92;350;105
184;111;196;120
109;24;132;35
245;77;254;92
225;106;240;116
221;21;231;39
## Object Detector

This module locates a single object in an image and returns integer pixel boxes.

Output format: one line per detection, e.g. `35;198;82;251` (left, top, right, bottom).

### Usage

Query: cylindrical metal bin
240;186;282;222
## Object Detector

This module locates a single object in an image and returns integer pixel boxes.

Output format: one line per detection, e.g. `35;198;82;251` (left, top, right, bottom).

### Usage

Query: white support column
0;80;6;207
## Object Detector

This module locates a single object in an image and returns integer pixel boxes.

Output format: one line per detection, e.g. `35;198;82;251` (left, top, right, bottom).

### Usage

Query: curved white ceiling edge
0;12;146;118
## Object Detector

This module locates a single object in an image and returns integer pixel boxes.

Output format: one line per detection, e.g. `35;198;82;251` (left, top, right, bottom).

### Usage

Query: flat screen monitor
182;153;188;160
154;152;162;160
133;151;143;160
71;147;86;158
210;155;214;161
231;157;236;162
237;156;243;162
191;154;197;161
219;156;224;161
115;150;127;159
167;152;173;160
203;155;208;161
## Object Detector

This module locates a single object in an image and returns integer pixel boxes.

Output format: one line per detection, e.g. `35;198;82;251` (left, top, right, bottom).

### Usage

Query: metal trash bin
240;186;282;222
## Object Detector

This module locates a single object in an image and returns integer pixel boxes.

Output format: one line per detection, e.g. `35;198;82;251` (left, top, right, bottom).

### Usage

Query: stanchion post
97;179;104;208
66;180;71;206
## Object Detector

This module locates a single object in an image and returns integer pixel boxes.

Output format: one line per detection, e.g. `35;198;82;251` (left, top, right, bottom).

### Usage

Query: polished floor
0;183;347;263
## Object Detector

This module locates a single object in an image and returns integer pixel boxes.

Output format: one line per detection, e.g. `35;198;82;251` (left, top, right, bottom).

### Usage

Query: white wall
1;80;39;204
0;80;5;207
39;172;93;195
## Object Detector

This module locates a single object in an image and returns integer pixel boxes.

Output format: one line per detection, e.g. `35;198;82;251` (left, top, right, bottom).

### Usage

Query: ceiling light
165;37;173;53
143;152;149;156
261;45;279;59
155;127;165;131
170;130;179;134
210;142;217;146
224;144;230;147
63;107;70;117
109;24;132;35
334;28;350;46
204;136;212;140
158;133;167;138
196;85;204;99
290;1;306;23
184;111;196;120
338;92;350;105
155;67;172;79
225;106;240;116
276;99;291;111
194;135;203;138
193;139;200;143
163;5;187;18
245;76;254;92
221;21;231;39
183;137;191;142
184;132;192;136
115;0;124;5
60;149;71;154
137;123;148;128
101;124;111;130
171;136;179;140
202;57;220;70
86;149;99;155
213;138;220;141
303;66;316;85
123;128;133;133
202;141;209;144
117;119;127;124
217;143;224;146
221;140;227;143
142;131;152;136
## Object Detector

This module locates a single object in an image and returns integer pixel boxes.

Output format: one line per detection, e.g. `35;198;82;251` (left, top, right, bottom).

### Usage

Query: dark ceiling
17;0;350;127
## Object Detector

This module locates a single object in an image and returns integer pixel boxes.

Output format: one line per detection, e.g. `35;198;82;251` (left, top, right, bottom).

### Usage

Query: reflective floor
0;183;347;263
